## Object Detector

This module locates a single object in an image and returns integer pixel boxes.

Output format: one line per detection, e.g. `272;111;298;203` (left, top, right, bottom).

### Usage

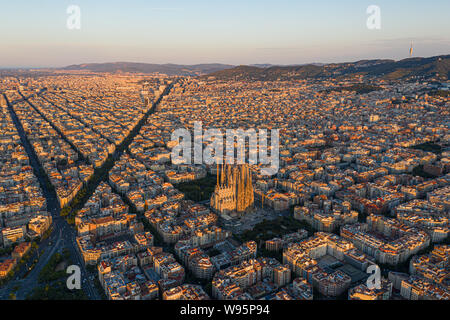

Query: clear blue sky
1;0;449;67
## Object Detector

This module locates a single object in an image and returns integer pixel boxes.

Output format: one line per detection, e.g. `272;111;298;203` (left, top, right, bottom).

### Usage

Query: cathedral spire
216;154;219;187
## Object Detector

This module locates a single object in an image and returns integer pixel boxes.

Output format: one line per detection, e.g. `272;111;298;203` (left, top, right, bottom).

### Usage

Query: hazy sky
1;0;450;67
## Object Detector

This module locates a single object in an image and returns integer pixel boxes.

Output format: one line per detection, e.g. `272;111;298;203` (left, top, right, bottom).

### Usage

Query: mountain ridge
202;55;450;81
48;54;450;80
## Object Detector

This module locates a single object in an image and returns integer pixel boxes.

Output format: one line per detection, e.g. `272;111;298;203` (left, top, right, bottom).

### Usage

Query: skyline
0;0;449;306
1;0;450;68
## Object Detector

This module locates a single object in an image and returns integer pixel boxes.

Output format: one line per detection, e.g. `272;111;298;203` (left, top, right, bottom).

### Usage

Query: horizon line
1;53;449;70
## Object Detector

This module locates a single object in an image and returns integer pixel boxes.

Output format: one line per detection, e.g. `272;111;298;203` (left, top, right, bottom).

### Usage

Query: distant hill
60;62;235;76
203;55;450;81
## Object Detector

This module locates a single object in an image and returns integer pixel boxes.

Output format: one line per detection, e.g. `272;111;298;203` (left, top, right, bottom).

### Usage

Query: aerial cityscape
0;0;449;309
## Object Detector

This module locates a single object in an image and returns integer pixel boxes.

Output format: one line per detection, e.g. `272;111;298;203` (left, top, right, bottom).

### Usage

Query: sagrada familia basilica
210;163;254;216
